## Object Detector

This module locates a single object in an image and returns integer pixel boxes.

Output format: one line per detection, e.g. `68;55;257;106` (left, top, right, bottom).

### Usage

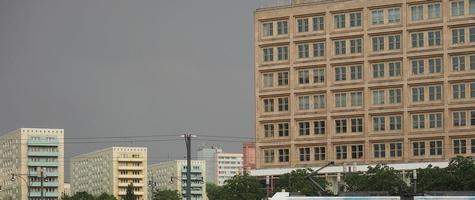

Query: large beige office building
71;147;148;200
254;0;475;170
0;128;64;200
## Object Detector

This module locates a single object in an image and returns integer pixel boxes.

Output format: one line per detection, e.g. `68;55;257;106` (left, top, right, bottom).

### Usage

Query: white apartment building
197;147;243;186
148;160;207;200
71;147;148;200
0;128;65;200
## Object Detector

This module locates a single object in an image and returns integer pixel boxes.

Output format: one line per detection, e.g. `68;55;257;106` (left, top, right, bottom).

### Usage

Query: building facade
197;147;243;186
254;0;475;170
148;160;207;200
0;128;65;200
71;147;148;200
243;142;257;172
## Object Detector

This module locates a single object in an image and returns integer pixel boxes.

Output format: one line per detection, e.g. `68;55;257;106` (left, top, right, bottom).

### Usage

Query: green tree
124;183;135;200
343;164;409;195
221;172;265;200
68;191;94;200
276;169;331;196
96;193;117;200
206;183;226;200
152;188;181;200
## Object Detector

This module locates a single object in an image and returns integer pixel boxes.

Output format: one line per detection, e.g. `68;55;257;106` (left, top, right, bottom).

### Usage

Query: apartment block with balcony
254;0;475;171
148;160;207;200
0;128;64;200
197;147;243;186
70;147;148;200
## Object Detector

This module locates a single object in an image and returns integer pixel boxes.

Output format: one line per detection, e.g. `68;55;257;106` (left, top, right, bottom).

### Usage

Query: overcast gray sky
0;0;267;178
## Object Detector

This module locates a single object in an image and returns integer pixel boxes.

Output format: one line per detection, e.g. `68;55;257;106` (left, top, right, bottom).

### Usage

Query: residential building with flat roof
0;128;64;200
243;142;256;172
71;147;148;200
197;147;243;186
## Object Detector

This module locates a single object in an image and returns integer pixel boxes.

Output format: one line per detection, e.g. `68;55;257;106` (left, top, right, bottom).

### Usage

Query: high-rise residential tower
71;147;148;200
197;147;243;186
254;0;475;170
0;128;65;200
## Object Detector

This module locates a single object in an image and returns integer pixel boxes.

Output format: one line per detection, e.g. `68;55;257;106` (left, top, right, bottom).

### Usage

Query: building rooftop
256;0;352;12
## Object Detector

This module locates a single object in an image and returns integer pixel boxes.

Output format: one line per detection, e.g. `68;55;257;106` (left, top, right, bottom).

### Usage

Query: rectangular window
350;38;362;54
471;0;475;14
350;65;362;80
263;48;273;62
335;66;346;81
350;12;362;27
299;148;311;161
374;143;386;158
263;22;273;37
413;141;425;156
335;119;347;134
277;21;288;35
351;118;363;133
372;10;384;25
429;58;442;73
299;121;311;136
429;113;443;128
452;0;465;16
411;32;424;48
278;149;290;162
453;84;466;99
314;121;325;135
453;111;467;127
313;42;325;57
336;145;347;160
413;114;425;129
453;139;467;154
388;8;401;23
430;140;443;156
277;71;289;86
428;3;441;19
351;144;364;159
314;147;326;160
278;123;289;137
373;63;384;78
470;27;475;42
453;56;466;71
412;87;425;102
334;14;345;29
452;28;465;44
263;73;273;88
313;68;325;83
372;37;384;51
263;99;274;112
411;5;423;21
278;97;288;111
314;94;325;109
471;82;475;97
298;70;310;84
298;44;309;59
390;143;402;157
264;124;274;138
471;139;475;153
389;116;402;130
298;96;310;110
412;60;425;75
277;46;288;61
373;90;385;105
373;117;386;132
297;18;309;33
350;91;363;107
429;85;442;101
335;40;346;55
389;88;401;104
388;35;401;50
335;93;347;108
264;150;274;163
428;31;441;46
313;16;324;31
472;111;475;126
389;62;401;77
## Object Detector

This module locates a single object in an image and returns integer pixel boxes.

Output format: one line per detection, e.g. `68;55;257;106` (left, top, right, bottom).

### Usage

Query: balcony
27;161;59;167
118;165;143;170
30;181;59;187
29;191;60;197
28;151;59;157
27;139;59;146
118;182;144;187
29;172;59;177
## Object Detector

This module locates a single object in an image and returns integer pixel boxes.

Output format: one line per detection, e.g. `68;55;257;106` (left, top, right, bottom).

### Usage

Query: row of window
263;139;475;163
262;1;475;38
262;111;475;138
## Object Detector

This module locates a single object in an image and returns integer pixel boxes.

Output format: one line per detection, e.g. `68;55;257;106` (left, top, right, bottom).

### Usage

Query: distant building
243;142;256;172
148;160;207;200
0;128;65;200
197;147;243;186
63;182;71;197
71;147;148;200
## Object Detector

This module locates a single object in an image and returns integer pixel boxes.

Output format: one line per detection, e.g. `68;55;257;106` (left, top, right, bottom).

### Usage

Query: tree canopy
152;188;181;200
276;168;332;196
124;183;135;200
343;164;410;195
61;192;116;200
206;173;265;200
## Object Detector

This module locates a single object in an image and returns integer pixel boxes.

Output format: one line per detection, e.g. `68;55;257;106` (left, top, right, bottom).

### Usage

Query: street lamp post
11;173;31;198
